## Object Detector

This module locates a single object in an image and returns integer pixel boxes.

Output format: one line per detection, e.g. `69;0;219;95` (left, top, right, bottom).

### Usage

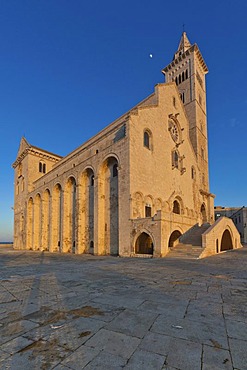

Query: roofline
162;43;208;74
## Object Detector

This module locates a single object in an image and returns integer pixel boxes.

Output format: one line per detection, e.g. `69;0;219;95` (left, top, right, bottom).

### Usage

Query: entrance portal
168;230;182;248
135;232;153;255
220;229;233;251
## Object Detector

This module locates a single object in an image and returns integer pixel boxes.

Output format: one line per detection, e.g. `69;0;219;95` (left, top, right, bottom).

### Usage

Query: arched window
182;71;185;81
144;130;151;150
175;76;178;85
39;162;46;174
178;74;181;84
185;69;188;79
173;200;180;214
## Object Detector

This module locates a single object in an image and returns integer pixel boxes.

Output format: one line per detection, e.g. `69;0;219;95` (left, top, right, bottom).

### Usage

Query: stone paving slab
202;344;233;370
84;328;141;358
0;246;247;369
228;338;247;370
105;309;158;338
150;314;229;349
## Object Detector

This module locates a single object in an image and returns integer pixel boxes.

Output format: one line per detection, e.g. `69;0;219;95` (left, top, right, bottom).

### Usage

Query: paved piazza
0;247;247;370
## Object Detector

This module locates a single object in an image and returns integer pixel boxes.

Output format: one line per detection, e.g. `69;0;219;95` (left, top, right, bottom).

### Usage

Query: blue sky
0;0;246;241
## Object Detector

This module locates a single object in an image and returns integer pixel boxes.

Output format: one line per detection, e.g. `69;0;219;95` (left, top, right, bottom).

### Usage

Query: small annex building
12;33;242;258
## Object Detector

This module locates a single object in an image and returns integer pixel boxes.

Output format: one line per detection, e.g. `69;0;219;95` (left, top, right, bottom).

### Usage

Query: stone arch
78;167;95;254
63;176;77;253
132;192;144;218
135;231;154;255
51;183;62;252
154;198;163;212
168;230;182;248
98;155;119;255
27;197;34;249
42;189;51;251
220;229;233;251
201;203;207;223
33;193;42;250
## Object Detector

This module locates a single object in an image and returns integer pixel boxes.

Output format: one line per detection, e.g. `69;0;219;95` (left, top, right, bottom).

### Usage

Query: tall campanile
162;32;209;192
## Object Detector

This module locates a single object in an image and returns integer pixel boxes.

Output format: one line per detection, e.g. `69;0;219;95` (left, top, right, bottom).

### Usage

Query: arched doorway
64;177;77;253
168;230;182;248
42;189;50;251
221;229;233;251
135;232;153;255
98;156;119;255
201;204;207;223
51;183;62;252
33;193;41;250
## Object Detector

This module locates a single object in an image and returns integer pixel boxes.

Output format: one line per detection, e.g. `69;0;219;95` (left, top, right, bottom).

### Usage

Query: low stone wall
0;243;13;248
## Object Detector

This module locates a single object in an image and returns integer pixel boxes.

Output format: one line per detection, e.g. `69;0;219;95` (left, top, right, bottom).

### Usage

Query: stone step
180;223;211;247
167;243;204;259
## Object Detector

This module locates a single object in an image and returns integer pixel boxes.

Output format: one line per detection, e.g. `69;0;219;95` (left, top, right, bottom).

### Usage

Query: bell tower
162;32;209;191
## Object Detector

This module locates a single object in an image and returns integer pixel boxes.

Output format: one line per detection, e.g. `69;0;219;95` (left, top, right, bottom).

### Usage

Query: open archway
135;232;154;255
168;230;182;248
64;177;77;253
98;156;119;255
42;189;51;251
221;229;233;251
51;183;62;252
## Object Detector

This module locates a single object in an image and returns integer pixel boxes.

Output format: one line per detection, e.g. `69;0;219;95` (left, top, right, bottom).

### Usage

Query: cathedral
12;33;242;258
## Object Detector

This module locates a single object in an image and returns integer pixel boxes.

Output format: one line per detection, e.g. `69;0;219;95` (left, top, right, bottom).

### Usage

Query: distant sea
0;242;13;244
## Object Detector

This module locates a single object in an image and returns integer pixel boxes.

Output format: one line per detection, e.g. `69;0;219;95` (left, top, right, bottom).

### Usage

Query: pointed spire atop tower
173;32;192;60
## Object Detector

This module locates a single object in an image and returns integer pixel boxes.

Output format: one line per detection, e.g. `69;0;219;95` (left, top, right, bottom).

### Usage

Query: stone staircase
167;223;211;259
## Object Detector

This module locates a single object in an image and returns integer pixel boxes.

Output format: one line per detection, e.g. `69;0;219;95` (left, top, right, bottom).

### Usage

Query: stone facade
12;33;242;257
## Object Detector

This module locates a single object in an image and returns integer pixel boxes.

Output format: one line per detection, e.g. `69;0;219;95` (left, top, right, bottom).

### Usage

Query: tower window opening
39;162;46;174
180;92;185;103
144;130;151;150
185;69;188;79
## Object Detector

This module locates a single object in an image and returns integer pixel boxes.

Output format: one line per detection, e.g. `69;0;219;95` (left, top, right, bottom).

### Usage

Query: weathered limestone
12;33;242;257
